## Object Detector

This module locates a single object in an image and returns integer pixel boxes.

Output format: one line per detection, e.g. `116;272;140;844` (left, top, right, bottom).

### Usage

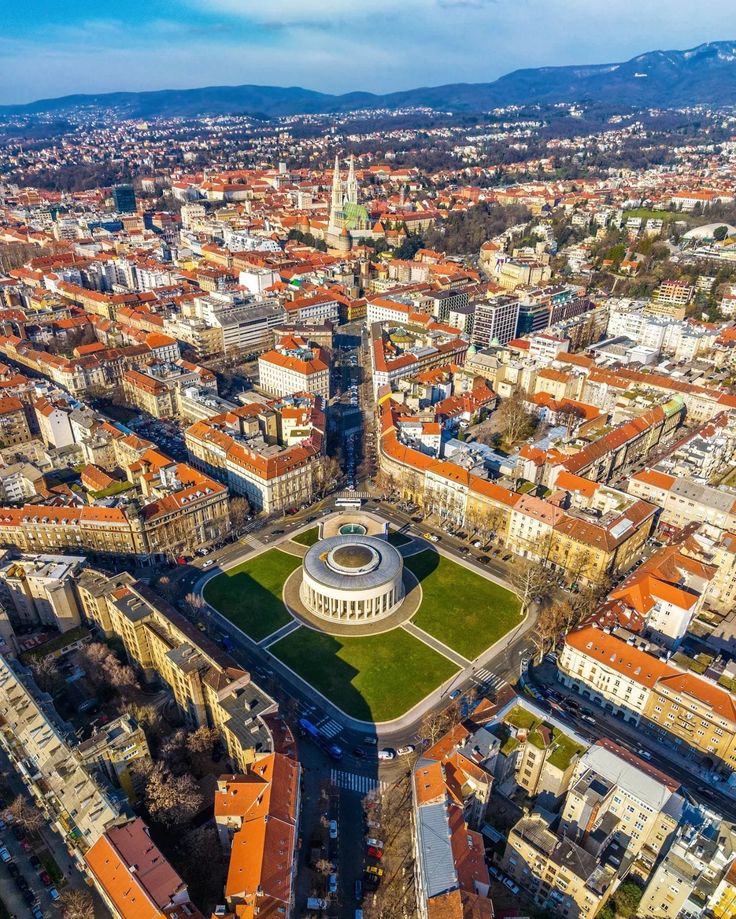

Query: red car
366;846;383;859
39;871;52;887
19;839;31;852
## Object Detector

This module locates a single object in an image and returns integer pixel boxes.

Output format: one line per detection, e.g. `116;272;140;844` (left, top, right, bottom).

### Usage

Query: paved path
402;622;471;667
260;619;300;648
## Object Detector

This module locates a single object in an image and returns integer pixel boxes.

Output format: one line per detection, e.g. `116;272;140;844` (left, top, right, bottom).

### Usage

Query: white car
377;748;395;761
329;819;338;839
202;560;214;569
366;837;384;850
396;745;415;756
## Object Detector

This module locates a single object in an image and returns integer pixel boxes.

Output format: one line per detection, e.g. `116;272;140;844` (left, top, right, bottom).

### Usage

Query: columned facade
300;535;404;625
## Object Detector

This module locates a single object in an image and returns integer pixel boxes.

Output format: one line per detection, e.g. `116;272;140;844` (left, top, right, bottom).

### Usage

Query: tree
557;403;585;437
510;559;555;616
312;455;342;499
714;225;729;242
530;599;576;660
421;700;461;745
59;888;95;919
612;881;644;918
142;762;203;827
6;795;45;832
30;656;62;695
314;858;334;875
229;494;251;536
495;391;536;445
186;725;219;757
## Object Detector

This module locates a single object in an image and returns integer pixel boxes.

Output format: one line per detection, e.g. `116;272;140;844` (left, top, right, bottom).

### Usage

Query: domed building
300;534;404;623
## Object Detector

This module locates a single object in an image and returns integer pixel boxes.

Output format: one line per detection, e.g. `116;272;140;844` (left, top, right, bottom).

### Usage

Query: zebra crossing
316;717;343;739
331;769;389;795
472;669;507;693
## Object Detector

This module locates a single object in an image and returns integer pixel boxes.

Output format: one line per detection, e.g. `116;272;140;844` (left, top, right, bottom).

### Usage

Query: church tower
346;155;358;206
330;155;343;224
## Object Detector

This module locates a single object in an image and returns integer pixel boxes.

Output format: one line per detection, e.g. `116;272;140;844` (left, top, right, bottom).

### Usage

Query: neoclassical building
300;534;404;623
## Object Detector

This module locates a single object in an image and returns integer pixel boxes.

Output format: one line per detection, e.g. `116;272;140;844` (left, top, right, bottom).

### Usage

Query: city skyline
3;1;736;104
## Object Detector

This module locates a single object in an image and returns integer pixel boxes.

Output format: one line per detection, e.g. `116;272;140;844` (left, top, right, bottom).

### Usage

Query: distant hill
3;41;736;119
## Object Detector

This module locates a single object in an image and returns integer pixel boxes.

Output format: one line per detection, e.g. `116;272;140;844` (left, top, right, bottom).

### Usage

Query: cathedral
326;154;371;252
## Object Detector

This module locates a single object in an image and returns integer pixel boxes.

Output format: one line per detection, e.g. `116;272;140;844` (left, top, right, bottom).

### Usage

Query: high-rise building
471;296;520;347
113;184;136;214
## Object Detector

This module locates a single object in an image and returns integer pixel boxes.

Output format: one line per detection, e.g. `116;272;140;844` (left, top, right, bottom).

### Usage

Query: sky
2;1;736;104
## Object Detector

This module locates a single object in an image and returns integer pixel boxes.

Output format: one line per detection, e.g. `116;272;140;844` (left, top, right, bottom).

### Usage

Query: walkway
402;622;471;668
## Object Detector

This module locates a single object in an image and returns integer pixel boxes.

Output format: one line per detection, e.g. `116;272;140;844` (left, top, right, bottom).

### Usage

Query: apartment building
370;318;469;396
122;359;217;419
502;814;615;918
185;393;326;514
558;624;736;774
0;396;32;448
0;553;85;632
34;394;75;447
76;573;279;771
0;656;126;855
412;754;493;919
628;468;736;533
258;335;330;401
86;818;204;919
213;753;300;918
0;457;230;562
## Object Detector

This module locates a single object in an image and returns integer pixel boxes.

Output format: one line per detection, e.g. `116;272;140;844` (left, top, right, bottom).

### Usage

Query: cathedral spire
330;154;343;218
346;154;358;205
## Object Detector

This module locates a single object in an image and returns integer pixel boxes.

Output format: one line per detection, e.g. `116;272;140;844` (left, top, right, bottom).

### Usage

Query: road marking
331;769;389;794
317;717;343;738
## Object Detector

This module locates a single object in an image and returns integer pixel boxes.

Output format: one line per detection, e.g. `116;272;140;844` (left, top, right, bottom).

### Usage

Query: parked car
503;877;520;895
6;862;19;878
449;690;462;700
377;749;395;761
0;847;12;863
328;874;338;895
48;887;60;901
396;745;415;756
31;906;44;919
366;846;383;859
28;855;41;870
352;747;368;759
39;871;52;887
365;865;384;878
329;820;338;840
355;879;363;902
366;837;384;850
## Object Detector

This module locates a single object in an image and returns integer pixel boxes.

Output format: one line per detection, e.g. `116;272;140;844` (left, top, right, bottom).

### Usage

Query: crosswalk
331;769;389;795
472;669;507;694
316;717;343;739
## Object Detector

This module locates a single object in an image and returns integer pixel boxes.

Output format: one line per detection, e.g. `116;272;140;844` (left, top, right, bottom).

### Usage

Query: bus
335;496;363;511
298;717;344;760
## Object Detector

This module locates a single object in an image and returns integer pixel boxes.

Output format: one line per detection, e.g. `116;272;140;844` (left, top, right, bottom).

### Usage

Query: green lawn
387;530;412;546
406;550;521;658
271;626;458;721
203;549;301;641
292;527;320;547
623;208;680;221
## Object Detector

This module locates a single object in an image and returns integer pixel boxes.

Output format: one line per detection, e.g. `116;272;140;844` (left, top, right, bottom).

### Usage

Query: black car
22;888;37;906
29;854;41;870
11;825;25;841
272;529;285;536
7;862;19;878
352;747;369;759
478;555;491;563
14;874;29;891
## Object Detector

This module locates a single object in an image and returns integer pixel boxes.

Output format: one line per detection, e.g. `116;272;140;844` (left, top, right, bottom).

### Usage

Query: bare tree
495;390;536;445
143;762;203;827
420;700;461;746
530;599;576;661
59;888;95;919
510;560;550;615
30;656;62;694
314;858;334;875
186;725;219;757
229;494;251;535
6;795;45;832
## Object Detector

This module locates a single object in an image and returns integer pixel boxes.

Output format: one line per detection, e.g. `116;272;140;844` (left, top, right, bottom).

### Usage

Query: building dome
300;534;404;624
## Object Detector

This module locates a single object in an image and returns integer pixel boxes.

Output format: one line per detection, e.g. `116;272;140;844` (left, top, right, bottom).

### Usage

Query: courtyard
202;533;521;722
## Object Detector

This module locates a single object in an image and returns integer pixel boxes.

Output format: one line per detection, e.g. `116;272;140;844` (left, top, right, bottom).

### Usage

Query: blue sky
2;1;736;104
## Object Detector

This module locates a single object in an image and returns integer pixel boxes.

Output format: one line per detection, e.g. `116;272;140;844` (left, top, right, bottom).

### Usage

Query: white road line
330;769;388;794
317;718;343;738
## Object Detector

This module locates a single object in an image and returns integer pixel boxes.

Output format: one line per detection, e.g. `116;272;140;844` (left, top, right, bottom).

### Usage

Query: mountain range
3;41;736;119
